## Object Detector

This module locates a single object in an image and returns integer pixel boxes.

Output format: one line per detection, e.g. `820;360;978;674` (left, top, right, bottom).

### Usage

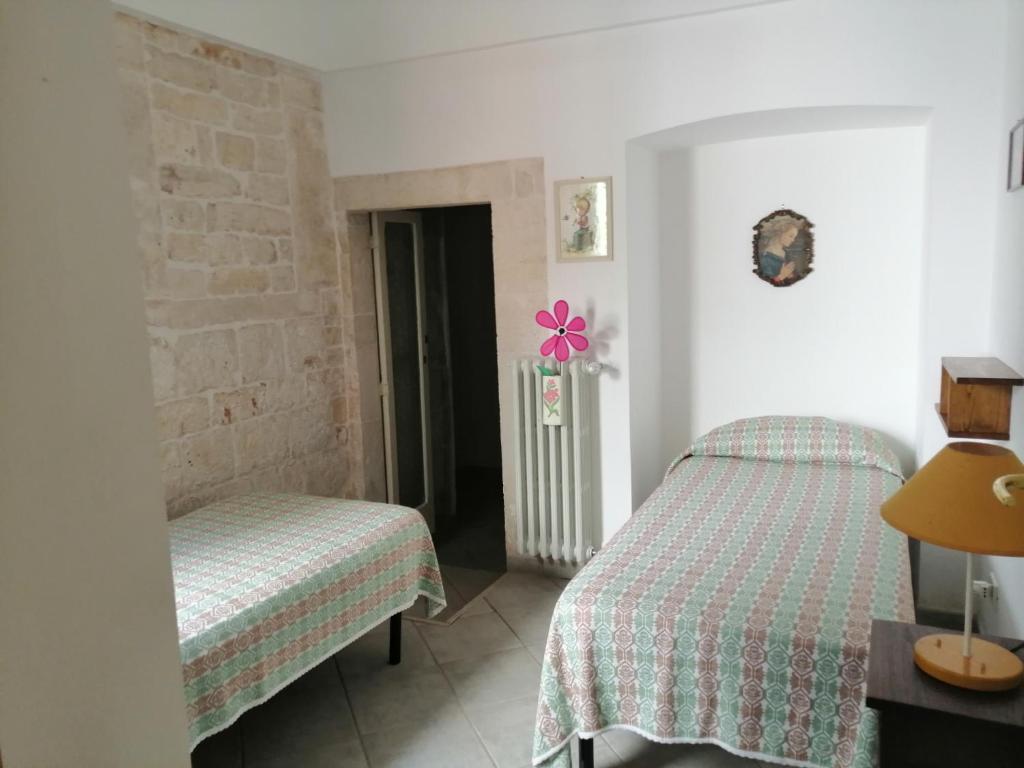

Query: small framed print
555;177;613;262
1009;120;1024;192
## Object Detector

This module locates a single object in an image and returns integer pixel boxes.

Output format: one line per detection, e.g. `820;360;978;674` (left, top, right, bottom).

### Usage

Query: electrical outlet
972;579;995;600
989;571;1000;603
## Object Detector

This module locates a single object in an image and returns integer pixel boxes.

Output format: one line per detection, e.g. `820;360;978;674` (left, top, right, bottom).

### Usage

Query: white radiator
511;358;596;565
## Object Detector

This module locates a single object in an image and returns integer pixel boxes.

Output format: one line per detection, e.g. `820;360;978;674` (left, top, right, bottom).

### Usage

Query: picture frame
554;177;613;262
751;208;815;287
1009;119;1024;192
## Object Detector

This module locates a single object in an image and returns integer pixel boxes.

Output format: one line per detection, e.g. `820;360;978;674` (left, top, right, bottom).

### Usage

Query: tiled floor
191;572;774;768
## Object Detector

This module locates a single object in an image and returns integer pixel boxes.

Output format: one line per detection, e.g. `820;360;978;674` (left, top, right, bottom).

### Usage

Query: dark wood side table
866;620;1024;768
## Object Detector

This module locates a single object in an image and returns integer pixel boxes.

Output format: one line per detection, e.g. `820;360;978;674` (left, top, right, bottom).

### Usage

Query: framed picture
1009;119;1024;192
554;177;612;262
752;209;815;287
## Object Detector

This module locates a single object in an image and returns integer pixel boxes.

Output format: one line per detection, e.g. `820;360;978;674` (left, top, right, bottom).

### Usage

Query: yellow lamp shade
881;442;1024;556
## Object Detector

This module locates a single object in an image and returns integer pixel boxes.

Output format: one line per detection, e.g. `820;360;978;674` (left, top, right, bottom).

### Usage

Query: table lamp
881;442;1024;691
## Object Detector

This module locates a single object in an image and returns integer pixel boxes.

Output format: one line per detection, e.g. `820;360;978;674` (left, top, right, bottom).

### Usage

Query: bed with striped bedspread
170;493;445;749
533;416;915;768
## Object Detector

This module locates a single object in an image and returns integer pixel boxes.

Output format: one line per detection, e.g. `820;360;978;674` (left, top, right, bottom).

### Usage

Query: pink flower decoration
535;299;588;362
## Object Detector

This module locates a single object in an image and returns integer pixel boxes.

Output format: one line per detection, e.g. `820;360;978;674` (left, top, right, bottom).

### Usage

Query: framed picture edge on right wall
1009;119;1024;192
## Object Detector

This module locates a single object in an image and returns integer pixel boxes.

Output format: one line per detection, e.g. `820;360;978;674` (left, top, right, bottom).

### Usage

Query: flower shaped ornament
535;299;588;363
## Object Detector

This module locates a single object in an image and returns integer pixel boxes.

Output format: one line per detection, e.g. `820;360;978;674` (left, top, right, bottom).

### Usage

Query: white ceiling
114;0;784;72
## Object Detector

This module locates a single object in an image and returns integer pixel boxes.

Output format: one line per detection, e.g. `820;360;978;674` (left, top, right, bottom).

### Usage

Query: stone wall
114;13;361;517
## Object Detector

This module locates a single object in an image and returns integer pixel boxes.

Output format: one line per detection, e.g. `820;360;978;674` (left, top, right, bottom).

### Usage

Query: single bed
170;492;446;749
533;416;914;768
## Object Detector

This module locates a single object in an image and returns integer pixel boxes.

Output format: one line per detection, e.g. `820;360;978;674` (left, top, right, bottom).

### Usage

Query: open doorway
371;204;505;621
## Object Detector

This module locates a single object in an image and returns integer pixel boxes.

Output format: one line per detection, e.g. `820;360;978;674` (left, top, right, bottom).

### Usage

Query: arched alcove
626;106;931;505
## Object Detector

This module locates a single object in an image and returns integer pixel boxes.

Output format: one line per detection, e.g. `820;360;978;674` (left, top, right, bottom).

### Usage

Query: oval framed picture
752;209;814;287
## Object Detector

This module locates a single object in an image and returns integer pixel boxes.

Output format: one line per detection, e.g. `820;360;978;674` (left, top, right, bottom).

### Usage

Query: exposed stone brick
215;67;269;107
174;329;237;395
237;323;284;383
155;396;210;440
270;265;296;292
180;427;235;489
113;13;144;73
165;232;207;263
288;402;335;457
145;292;318;330
160;199;205;231
255;136;286;173
284;316;327;372
208;267;270;296
280;70;322;111
207;201;291;236
145;46;215;92
151;112;199;165
206;233;246;266
214;383;268;424
234;413;290;473
150;82;228;124
159;164;241;198
243;238;277;265
150;336;176;401
231;103;283;135
267;376;306;412
276;238;293;262
246;173;290;206
215;131;255;170
165;266;207;299
186;40;277;78
196;126;215;166
286;109;339;289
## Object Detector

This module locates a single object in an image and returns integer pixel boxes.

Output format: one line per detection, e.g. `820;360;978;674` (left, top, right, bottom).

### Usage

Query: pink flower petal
566;332;589;351
553;299;569;326
554;336;570;362
566;315;586;332
540;335;559;356
535;310;558;329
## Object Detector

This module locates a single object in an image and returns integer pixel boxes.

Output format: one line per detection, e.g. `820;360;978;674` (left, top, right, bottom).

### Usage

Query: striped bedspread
533;417;914;768
170;493;445;749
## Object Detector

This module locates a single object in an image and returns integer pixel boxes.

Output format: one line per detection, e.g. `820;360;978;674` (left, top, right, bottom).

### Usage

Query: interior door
372;211;434;529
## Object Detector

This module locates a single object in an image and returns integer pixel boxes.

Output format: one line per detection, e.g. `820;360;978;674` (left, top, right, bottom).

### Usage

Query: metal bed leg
388;613;402;665
579;736;594;768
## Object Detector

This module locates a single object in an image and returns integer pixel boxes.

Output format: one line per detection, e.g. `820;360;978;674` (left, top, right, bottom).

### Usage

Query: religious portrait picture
555;177;613;262
752;209;814;287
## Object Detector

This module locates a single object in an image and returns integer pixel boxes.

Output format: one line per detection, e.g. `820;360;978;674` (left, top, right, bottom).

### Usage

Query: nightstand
866;620;1024;767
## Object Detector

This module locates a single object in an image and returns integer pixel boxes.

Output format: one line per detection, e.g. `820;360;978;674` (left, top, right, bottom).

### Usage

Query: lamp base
913;634;1024;692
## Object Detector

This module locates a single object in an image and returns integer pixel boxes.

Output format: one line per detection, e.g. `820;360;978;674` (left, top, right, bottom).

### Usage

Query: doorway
371;204;506;619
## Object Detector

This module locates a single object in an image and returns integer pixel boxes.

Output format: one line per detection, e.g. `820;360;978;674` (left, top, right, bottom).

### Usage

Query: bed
533;416;915;768
170;492;446;749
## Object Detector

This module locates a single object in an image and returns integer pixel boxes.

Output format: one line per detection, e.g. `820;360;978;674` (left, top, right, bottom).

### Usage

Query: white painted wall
0;1;190;764
657;128;926;471
321;0;1011;609
978;0;1024;640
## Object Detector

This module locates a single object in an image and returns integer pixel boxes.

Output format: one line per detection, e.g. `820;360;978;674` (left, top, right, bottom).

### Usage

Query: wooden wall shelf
937;357;1023;440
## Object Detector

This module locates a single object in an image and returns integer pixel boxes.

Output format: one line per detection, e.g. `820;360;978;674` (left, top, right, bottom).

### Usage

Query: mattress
533;417;914;768
170;493;445;748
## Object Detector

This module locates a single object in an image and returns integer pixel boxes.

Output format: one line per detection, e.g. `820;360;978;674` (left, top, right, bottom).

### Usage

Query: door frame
370;210;434;529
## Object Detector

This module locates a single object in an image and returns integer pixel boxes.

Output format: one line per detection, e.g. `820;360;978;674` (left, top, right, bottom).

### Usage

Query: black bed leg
578;736;594;768
388;613;402;665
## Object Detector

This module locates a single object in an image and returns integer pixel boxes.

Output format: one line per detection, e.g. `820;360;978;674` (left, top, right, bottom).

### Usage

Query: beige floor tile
525;642;549;666
335;618;435;677
460;593;495;617
602;728;756;767
246;738;369;768
242;671;362;753
360;700;494;768
500;604;557;647
444;564;504;599
485;572;564;617
343;665;459;735
442;647;541;709
418;611;523;664
467;694;539;768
